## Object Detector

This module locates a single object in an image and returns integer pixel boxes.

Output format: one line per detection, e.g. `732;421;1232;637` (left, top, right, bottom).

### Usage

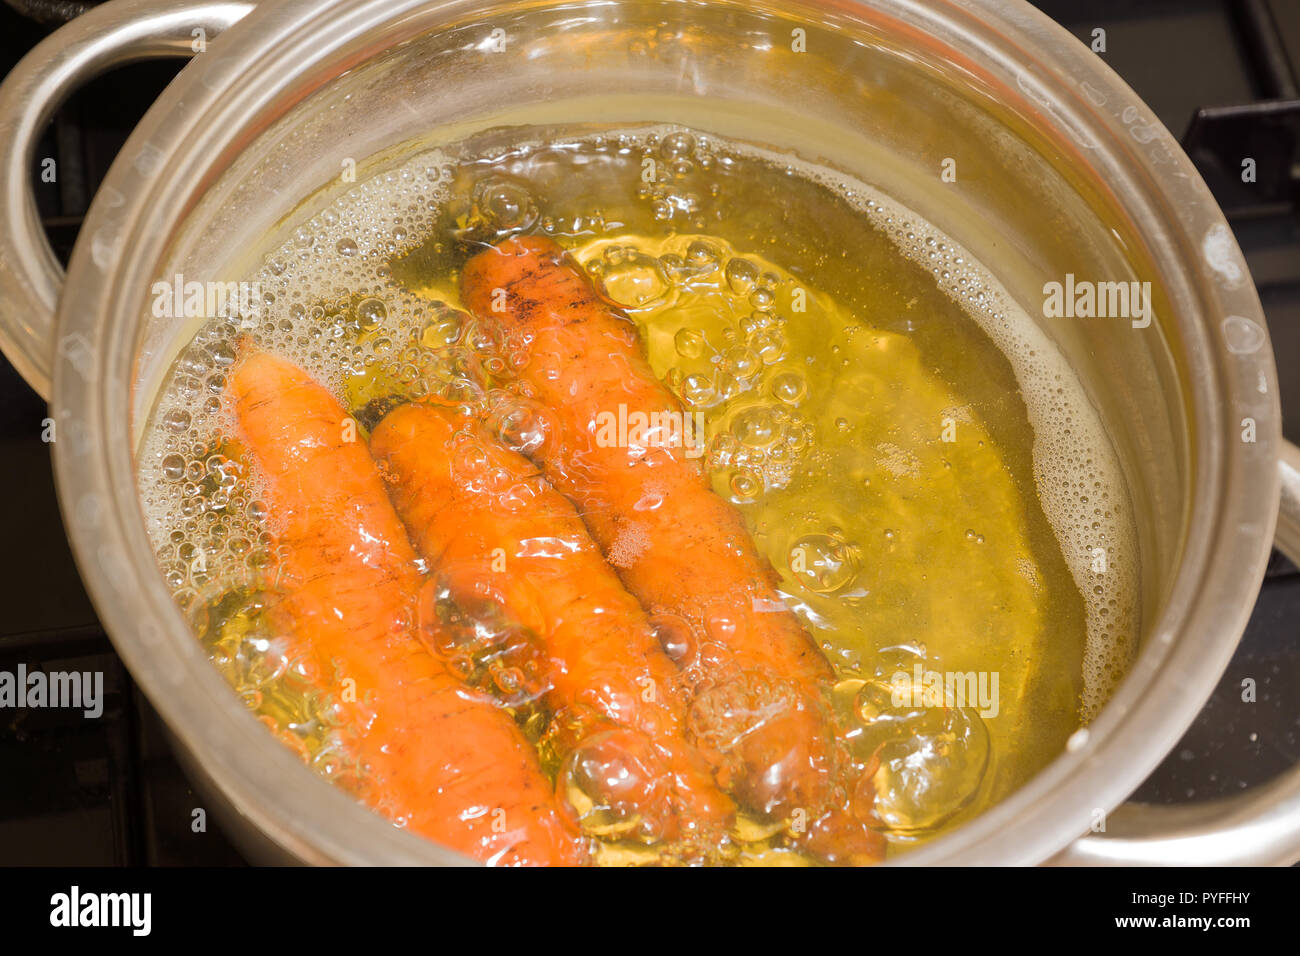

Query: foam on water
138;152;456;618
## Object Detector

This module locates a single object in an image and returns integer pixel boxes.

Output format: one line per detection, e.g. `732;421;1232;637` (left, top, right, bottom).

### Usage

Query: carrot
228;350;586;866
461;236;883;862
371;402;734;845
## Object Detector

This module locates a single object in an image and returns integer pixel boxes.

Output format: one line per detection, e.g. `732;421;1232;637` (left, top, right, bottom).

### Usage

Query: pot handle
0;0;255;400
1052;439;1300;865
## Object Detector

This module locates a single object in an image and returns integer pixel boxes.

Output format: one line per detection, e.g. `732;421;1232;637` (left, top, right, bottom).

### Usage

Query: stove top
0;0;1296;865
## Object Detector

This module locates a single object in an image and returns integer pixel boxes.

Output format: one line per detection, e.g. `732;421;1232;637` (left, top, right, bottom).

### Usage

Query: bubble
770;370;807;405
680;372;716;407
706;432;740;470
721;346;761;380
716;371;744;403
485;395;551;457
473;176;538;233
598;247;673;310
335;238;359;256
159;454;186;481
731;406;780;448
650;613;697;665
657;253;689;283
729;468;762;501
163;409;192;432
206;341;236;367
752;329;787;364
783;418;811;453
420;307;466;349
464;323;498;355
788;533;861;594
560;728;672;842
674;327;707;359
661;131;695;157
849;677;990;833
724;257;759;295
356;297;386;330
685;239;720;270
178;348;212;377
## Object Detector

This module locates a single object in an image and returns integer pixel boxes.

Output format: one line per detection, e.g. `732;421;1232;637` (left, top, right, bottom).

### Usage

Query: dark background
0;0;1296;864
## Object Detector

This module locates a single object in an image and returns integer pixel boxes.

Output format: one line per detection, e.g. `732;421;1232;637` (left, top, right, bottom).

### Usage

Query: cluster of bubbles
710;404;814;503
416;579;550;715
191;587;365;790
832;674;991;834
584;235;818;505
137;150;460;762
146;316;264;605
636;130;719;231
140;150;457;595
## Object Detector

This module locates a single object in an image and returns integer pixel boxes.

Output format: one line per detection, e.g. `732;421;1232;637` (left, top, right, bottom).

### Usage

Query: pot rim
47;0;1281;865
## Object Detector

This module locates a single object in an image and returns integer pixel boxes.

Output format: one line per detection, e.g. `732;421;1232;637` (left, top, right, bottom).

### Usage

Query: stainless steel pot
1;0;1297;865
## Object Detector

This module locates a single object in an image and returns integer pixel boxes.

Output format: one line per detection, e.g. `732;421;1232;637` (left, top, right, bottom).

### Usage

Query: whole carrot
229;350;586;866
461;236;882;861
371;401;734;846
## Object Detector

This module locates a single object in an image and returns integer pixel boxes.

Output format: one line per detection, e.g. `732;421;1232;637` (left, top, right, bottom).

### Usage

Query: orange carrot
229;350;586;866
461;236;882;862
371;402;734;845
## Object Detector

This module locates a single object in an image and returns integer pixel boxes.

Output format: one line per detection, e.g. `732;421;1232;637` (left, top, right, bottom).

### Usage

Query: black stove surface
0;0;1296;865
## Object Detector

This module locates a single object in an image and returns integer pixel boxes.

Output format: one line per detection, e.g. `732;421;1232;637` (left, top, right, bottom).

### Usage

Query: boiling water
137;124;1138;862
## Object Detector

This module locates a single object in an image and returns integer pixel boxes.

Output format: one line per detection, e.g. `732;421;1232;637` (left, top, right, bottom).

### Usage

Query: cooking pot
1;0;1298;866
